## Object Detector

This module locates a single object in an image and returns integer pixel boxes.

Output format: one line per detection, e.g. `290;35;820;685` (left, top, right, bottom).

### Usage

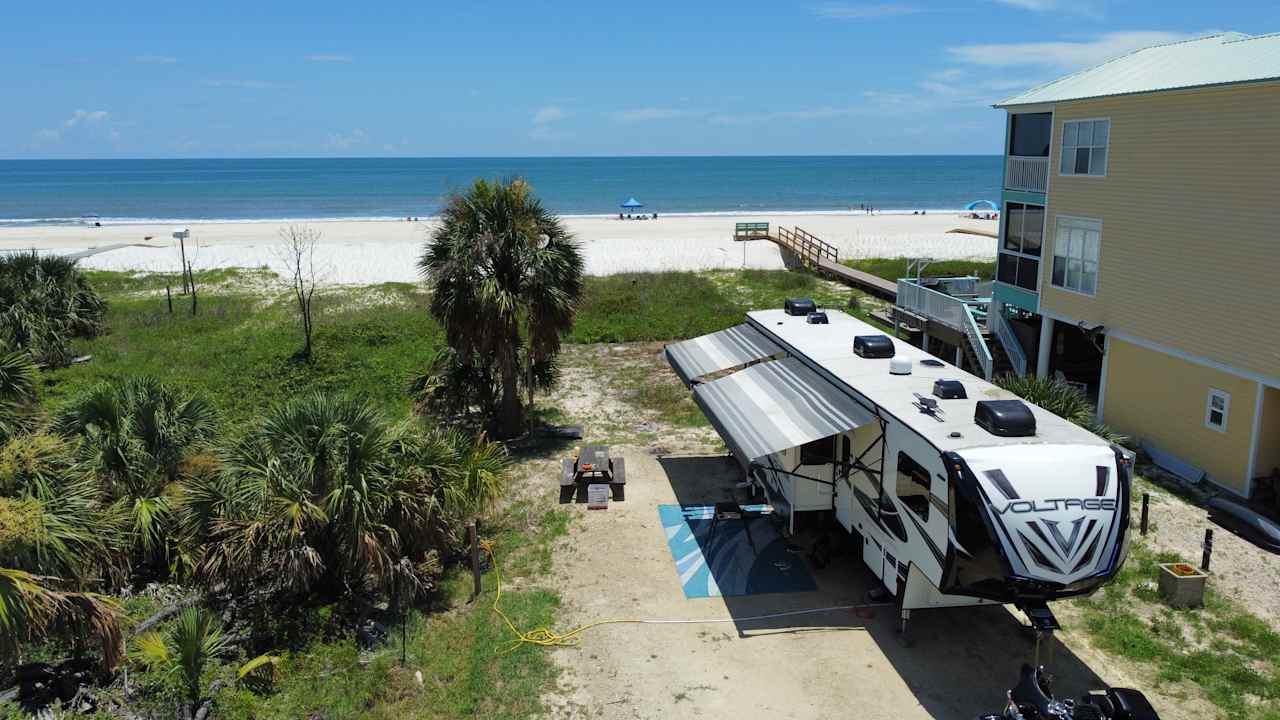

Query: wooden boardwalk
734;223;898;301
815;257;898;300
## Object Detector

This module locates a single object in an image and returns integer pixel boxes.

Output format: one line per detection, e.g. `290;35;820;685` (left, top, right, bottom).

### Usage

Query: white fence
1005;155;1049;193
896;279;994;379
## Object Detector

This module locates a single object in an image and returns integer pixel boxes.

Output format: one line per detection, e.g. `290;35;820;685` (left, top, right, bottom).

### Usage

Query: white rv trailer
665;305;1132;633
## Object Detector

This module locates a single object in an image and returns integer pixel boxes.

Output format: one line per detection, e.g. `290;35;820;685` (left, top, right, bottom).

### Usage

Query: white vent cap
889;358;912;375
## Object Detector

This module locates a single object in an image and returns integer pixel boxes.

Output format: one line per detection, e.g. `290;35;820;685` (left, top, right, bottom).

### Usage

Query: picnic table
560;445;626;504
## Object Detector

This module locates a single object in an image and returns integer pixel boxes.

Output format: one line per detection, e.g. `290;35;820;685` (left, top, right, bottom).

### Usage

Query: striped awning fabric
664;323;783;387
692;357;876;464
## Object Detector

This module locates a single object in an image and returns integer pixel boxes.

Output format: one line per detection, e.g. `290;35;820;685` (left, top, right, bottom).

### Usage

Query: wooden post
1140;493;1149;536
188;262;198;316
470;521;482;598
166;285;173;314
178;237;189;294
1201;528;1213;572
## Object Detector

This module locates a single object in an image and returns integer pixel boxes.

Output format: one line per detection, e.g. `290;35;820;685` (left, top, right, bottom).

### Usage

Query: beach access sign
587;484;610;510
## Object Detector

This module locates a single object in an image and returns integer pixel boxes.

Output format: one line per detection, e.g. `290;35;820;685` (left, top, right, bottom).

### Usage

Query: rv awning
665;323;783;386
693;357;877;464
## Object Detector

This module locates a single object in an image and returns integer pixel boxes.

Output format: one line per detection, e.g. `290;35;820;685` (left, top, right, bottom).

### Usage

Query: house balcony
1005;155;1049;193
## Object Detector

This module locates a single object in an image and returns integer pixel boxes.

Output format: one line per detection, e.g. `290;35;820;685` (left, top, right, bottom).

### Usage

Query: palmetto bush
0;349;40;442
0;251;106;367
131;606;230;709
190;393;509;600
994;374;1128;446
56;377;218;578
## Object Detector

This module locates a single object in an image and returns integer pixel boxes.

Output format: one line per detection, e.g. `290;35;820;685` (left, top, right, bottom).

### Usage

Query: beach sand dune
0;213;997;284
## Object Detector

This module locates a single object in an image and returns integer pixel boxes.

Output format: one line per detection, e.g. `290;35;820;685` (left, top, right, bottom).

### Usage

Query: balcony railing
1005;155;1049;193
991;310;1028;377
895;279;994;379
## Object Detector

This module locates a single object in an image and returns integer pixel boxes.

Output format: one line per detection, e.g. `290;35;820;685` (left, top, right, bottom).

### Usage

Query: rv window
800;436;836;465
896;452;931;521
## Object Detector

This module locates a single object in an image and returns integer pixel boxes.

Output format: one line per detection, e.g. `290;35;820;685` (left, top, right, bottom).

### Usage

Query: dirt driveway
537;448;1153;720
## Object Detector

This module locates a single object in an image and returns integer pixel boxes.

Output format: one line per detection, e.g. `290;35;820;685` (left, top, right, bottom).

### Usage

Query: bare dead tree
277;225;322;359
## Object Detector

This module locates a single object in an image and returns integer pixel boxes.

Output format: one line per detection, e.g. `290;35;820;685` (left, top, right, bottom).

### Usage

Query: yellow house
990;33;1280;498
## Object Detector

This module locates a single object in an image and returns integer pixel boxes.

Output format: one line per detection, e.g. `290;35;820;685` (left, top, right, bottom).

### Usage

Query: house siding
1038;81;1280;384
1104;337;1257;495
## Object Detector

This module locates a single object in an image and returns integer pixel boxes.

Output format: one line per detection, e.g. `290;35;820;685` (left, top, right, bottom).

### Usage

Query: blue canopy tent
964;200;999;211
621;197;644;210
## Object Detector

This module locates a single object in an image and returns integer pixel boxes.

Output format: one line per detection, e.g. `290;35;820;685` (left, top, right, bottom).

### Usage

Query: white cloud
709;106;860;126
325;128;368;150
991;0;1058;9
64;109;109;128
948;31;1197;69
532;106;566;124
612;107;695;122
35;109;113;143
206;79;275;89
134;54;178;64
815;3;921;19
308;54;352;63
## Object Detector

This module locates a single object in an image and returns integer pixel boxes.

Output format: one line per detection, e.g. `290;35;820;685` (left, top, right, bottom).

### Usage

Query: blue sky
3;1;1277;159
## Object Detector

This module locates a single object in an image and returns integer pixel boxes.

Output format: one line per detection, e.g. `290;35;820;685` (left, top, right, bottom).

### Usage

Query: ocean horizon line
0;207;981;228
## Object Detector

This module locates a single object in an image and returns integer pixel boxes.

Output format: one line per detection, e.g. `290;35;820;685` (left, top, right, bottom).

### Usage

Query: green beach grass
46;268;863;425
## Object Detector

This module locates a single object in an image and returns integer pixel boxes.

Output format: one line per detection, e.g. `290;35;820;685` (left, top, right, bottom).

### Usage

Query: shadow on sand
657;454;1108;718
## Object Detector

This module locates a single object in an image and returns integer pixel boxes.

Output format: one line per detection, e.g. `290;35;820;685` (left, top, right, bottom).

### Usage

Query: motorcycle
977;664;1161;720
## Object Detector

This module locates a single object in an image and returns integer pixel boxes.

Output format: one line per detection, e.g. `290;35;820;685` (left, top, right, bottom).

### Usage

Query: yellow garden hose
481;540;891;655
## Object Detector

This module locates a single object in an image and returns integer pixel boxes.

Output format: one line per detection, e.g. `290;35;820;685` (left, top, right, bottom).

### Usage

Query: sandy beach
0;213;997;284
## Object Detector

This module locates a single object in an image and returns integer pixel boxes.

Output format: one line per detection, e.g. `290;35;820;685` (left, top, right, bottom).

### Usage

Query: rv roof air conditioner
975;400;1036;437
853;334;895;359
784;298;817;316
933;379;967;399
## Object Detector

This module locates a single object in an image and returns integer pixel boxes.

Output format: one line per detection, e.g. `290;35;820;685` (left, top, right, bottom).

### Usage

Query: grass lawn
1068;535;1280;720
842;257;995;282
46;268;865;425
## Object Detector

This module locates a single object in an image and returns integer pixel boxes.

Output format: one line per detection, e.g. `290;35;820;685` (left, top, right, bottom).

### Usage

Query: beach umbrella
964;200;999;211
621;197;644;209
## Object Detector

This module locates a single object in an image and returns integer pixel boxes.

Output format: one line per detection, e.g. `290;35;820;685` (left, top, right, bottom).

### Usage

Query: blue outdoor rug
658;504;818;598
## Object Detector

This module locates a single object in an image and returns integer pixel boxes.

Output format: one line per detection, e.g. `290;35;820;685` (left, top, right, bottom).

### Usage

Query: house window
1060;119;1109;176
998;202;1044;292
1051;216;1101;295
895;452;931;521
1205;389;1230;432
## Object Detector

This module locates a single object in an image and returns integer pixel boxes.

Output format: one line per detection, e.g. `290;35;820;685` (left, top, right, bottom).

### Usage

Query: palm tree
418;178;584;438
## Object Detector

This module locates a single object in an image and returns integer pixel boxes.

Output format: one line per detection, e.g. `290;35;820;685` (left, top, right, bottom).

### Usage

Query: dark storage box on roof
975;400;1036;437
853;334;895;359
784;298;817;316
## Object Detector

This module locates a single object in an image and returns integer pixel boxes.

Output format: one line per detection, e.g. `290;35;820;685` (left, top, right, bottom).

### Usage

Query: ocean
0;156;1001;226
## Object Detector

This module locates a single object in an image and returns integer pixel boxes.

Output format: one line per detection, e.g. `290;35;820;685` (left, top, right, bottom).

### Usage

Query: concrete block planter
1157;562;1207;608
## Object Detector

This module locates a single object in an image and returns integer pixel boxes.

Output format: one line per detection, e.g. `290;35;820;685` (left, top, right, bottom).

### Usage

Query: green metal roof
996;33;1280;108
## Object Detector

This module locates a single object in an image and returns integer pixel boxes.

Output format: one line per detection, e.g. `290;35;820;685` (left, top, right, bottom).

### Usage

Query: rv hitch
1016;602;1061;669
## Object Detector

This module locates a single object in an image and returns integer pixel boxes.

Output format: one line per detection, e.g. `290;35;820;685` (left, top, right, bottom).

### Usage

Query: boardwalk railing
991;310;1028;377
776;226;839;267
1005;155;1049;193
896;279;993;379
